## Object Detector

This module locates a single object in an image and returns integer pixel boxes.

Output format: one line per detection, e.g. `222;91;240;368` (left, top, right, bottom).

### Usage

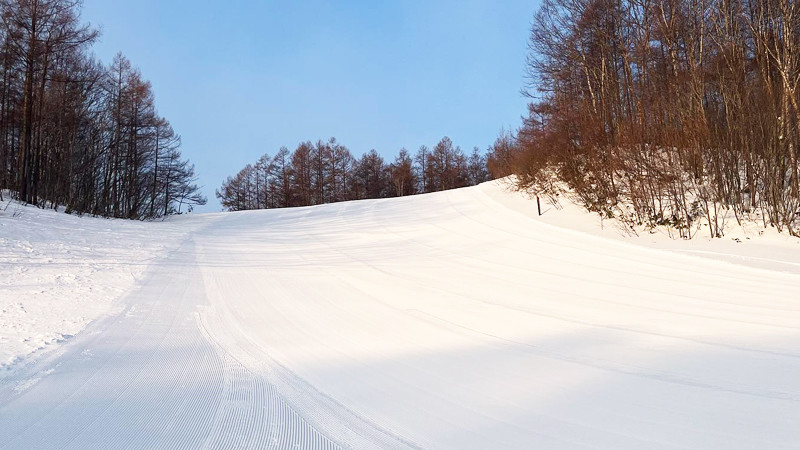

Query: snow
0;199;202;368
1;181;799;448
486;181;800;274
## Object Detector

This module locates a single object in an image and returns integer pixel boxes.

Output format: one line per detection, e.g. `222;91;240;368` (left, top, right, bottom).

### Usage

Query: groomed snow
1;182;799;449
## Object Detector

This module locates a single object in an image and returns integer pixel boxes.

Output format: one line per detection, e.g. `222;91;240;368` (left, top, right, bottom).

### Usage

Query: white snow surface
0;199;202;368
1;181;799;449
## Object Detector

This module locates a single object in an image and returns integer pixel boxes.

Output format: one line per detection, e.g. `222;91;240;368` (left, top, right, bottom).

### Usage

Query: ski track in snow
1;181;800;448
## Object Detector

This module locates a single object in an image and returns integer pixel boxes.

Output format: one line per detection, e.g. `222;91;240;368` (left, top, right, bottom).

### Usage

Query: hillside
1;181;799;448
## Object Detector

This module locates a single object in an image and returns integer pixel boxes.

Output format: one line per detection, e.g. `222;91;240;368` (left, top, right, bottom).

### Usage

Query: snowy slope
1;182;799;449
485;180;800;274
0;200;204;368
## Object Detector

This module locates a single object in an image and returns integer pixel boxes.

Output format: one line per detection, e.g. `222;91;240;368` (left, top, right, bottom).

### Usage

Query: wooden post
536;195;541;216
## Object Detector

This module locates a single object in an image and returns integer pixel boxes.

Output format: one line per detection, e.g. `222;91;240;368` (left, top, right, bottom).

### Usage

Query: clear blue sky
81;1;537;212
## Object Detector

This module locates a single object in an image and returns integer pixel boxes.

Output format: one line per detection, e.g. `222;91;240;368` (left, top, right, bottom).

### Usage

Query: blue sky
81;1;537;211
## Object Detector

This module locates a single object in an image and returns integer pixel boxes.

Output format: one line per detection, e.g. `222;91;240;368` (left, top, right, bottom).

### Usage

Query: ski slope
2;182;799;448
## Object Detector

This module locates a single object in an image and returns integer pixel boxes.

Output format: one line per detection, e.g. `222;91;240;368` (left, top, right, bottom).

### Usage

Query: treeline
507;0;800;237
0;0;205;218
217;137;491;211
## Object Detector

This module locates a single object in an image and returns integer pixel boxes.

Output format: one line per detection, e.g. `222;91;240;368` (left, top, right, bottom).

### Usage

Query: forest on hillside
499;0;800;237
217;136;493;211
0;0;205;218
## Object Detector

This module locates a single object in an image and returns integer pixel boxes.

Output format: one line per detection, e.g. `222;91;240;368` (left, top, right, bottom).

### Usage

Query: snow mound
0;199;203;369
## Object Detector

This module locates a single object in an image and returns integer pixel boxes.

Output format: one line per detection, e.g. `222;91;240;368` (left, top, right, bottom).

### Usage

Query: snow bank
0;200;201;369
485;180;800;274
